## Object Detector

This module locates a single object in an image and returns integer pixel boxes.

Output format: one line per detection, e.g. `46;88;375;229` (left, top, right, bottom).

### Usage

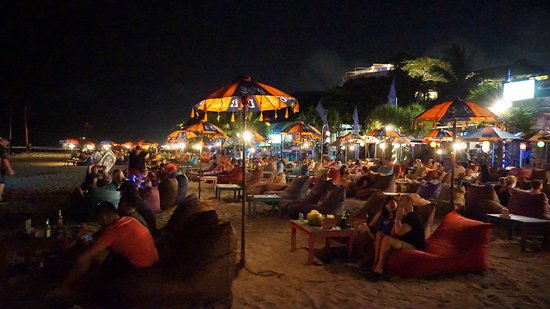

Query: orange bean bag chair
386;211;492;277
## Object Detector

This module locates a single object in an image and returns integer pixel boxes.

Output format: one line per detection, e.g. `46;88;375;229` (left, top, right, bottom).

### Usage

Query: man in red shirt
51;202;158;296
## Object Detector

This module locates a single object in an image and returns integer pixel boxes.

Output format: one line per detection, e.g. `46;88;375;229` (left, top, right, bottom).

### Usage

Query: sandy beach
1;152;550;308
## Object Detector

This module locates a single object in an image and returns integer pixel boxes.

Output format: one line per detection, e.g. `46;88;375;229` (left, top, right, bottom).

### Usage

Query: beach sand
1;152;550;308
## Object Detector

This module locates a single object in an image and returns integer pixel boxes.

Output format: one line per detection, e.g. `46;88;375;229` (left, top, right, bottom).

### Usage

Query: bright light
68;144;76;150
453;142;466;150
207;145;213;150
489;99;512;115
379;142;386;150
102;145;111;150
503;79;535;102
325;137;331;143
520;143;527;150
325;130;331;137
242;131;252;141
385;125;393;131
303;142;310;148
359;142;365;147
269;134;282;144
482;141;491;152
215;142;221;147
430;141;437;148
537;141;545;148
124;145;131;149
436;149;443;155
174;142;186;150
193;143;203;151
250;147;256;153
85;144;94;150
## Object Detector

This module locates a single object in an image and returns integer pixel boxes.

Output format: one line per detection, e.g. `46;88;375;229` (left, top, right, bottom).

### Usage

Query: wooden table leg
307;235;315;265
290;225;296;252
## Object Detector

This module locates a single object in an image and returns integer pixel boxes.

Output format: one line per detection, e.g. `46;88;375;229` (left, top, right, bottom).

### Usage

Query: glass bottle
44;219;51;238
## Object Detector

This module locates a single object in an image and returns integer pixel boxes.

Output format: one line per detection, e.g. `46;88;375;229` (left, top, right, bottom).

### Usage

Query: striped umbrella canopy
414;98;498;210
193;76;298;121
182;120;226;136
167;130;198;141
421;129;455;144
281;121;322;139
366;127;408;142
527;130;550;142
414;99;498;123
462;126;521;142
191;76;297;267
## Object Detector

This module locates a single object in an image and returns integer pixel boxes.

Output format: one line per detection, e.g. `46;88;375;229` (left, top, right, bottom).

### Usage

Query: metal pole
240;96;247;267
198;132;203;199
450;119;457;210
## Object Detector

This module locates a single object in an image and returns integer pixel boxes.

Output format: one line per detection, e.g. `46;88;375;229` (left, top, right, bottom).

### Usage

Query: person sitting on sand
50;201;159;297
81;165;103;191
367;195;425;281
128;146;148;177
118;180;157;234
111;169;127;189
0;138;15;203
118;194;150;230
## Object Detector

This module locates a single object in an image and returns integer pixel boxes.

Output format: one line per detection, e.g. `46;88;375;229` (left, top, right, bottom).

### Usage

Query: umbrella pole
199;133;203;199
240;97;247;267
450;120;456;211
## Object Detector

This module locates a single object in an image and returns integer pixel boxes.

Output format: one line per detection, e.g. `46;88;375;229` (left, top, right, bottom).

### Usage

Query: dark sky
1;1;549;145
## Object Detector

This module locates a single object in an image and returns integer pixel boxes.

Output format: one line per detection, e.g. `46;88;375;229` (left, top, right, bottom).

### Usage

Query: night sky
2;1;549;145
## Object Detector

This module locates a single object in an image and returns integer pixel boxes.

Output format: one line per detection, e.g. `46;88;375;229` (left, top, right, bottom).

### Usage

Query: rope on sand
244;267;285;278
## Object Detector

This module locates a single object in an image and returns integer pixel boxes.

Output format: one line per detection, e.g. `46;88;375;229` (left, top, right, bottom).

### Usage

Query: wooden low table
201;176;218;186
485;213;550;251
290;220;354;265
248;194;283;217
215;184;243;200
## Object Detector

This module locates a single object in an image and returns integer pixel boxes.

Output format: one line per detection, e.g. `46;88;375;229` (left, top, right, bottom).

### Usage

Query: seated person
81;165;103;191
531;179;544;195
50;202;159;298
118;180;157;234
496;175;516;206
352;196;398;263
118;194;150;230
367;194;425;281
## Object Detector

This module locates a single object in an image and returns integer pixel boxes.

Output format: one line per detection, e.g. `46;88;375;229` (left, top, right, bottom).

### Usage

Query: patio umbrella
462;126;520;142
527;130;550;142
421;129;455;144
414;98;498;209
181;120;227;199
167;130;198;141
192;76;298;267
366;127;408;160
281;121;322;138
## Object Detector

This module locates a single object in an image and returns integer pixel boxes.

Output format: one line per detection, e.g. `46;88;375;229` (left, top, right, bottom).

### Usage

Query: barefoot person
368;195;425;281
51;202;158;297
0;138;15;204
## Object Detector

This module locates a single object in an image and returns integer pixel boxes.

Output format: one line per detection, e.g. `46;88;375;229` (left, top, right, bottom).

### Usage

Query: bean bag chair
217;165;244;184
287;183;346;218
266;176;309;200
100;194;237;308
139;186;161;214
435;184;466;217
175;173;189;205
245;166;264;194
387;211;493;277
327;168;341;183
78;185;120;219
416;181;442;200
354;172;395;200
463;184;504;220
158;177;178;210
508;189;550;220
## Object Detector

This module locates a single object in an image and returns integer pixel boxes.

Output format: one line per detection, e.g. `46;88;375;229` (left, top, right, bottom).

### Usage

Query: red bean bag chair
386;211;492;277
217;165;244;184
